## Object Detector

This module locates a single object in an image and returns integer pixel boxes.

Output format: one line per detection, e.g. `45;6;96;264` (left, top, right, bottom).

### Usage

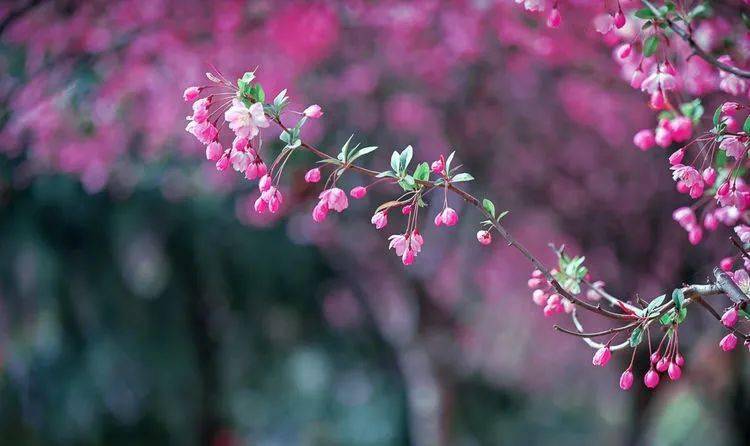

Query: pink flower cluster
527;270;575;317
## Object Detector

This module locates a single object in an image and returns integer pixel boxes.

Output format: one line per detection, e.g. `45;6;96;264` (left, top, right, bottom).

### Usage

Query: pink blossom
736;225;750;243
532;289;547;306
230;148;251;173
667;362;682;380
261;187;283;213
644;369;660;389
668;148;685;165
656;357;669;372
594;14;614;34
720;333;738;351
592;346;611;367
224;100;269;139
514;0;544;12
371;211;388;229
702;167;717;186
206;142;223;161
722;307;738;328
616;44;632;60
670;165;701;187
477;230;492;245
431;158;444;174
388;231;424;265
672;207;696;228
655;126;672;148
350;186;367;199
216;153;230;171
434;207;458;227
258;174;272;192
650;91;666;109
402;205;412;215
641;69;677;94
546;7;561;28
670;117;693;142
304;168;321;183
689;182;704;199
254;197;267;214
245;160;267;180
303;104;323;119
614;8;626;29
703;212;718;231
721;257;734;272
319;187;349;212
187;120;218;145
688;226;703;245
675;354;685;366
722;102;741;116
183;86;201;102
619;369;634;390
630;68;646;89
312;202;329;222
633;129;655;150
719;136;748;159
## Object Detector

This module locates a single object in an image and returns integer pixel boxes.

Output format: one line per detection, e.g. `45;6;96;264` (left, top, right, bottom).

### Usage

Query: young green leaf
743;116;750;134
643;35;659;57
390;151;401;173
450;173;474;183
482;199;496;218
629;327;644;347
399;145;413;172
413;162;430;182
672;288;684;311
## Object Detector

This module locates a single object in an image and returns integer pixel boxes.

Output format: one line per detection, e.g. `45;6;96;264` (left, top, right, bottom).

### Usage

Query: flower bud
477;230;492;245
350;186;367;199
722;307;739;328
619;369;634;390
644;369;660;389
720;333;738;352
592;346;612;367
304;168;321;183
667;362;682;380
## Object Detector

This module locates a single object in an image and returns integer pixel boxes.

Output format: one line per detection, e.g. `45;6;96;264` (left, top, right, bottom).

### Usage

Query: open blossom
205;141;223;161
389;231;424;265
641;69;677;94
303;104;323;118
732;269;750;295
736;225;750;244
514;0;544;12
319;187;349;212
186;120;218;145
592;346;611;367
434;207;458;227
719;136;748;159
670;165;702;187
224;99;269;138
672;207;696;228
371;211;388;229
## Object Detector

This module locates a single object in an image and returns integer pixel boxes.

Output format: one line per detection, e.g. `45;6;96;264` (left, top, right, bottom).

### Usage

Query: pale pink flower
719;136;747;159
630;68;646;89
735;225;750;244
688;226;703;245
672;207;696;228
224;99;269;139
371;211;388;229
641;69;677;94
261;187;283;213
304;168;321;183
229;148;251;173
594;14;614;34
670;165;701;187
514;0;544;12
703;167;717;186
722;102;741;116
215;153;230;171
732;269;750;295
187;120;218;145
303;104;323;118
254;196;267;214
319;187;349;212
205;142;223;161
616;44;632;60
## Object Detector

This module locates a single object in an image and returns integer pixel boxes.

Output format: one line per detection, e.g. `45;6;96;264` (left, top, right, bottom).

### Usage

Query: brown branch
554;321;640;338
695;297;750;341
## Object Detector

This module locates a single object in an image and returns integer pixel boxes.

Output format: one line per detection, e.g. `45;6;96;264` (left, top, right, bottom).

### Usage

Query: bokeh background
1;0;749;445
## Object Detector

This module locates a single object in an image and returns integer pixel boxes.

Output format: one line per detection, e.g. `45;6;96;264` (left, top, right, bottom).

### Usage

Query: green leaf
713;106;723;126
413;162;430;182
739;309;750;320
482;199;496;218
743;116;750;134
629;327;644;347
450;173;474;183
376;170;397;178
445;151;456;173
689;4;712;20
634;8;656;19
643;35;659;57
349;146;378;163
390;151;400;173
338;134;355;162
679;99;704;125
672;288;684;311
399;146;413;173
497;210;509;220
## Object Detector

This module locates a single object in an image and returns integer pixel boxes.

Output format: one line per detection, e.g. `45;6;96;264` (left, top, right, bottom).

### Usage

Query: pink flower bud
650;352;661;364
253;196;267;214
431;159;444;174
350;186;367;199
402;250;415;266
667;362;682;380
675;353;685;366
676;181;690;194
644;369;660;389
720;257;734;272
689;182;704;199
371;211;388;229
614;8;626;28
655;126;672;147
633;129;656;151
670;117;693;142
668;148;685;166
650;91;666;110
436;207;458;227
183;86;201;102
312;202;329;223
402;205;412;215
616;43;632;59
547;7;561;28
619;369;634;390
304;168;321;183
672;207;696;227
547;294;561;306
702;167;716;186
722;102;741;116
543;305;555;317
532;289;547;306
216;154;230;171
477;230;492;245
722;307;739;328
720;333;738;351
726;116;740;133
704;213;719;231
688;226;703;245
303;104;323;119
528;278;543;289
656;357;669;372
259;174;272;192
592;346;612;367
630;68;646;89
206;142;223;161
717;182;730;197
